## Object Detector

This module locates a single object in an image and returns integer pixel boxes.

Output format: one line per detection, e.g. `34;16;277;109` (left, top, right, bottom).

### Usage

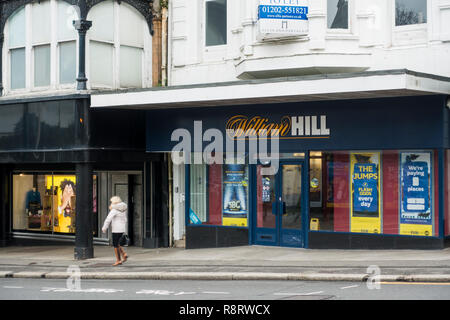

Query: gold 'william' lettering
226;115;291;138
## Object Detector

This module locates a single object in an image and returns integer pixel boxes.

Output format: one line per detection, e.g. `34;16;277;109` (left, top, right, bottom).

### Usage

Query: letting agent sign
258;0;309;37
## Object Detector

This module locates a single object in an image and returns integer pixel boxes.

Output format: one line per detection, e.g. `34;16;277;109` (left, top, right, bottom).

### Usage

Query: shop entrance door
254;162;305;247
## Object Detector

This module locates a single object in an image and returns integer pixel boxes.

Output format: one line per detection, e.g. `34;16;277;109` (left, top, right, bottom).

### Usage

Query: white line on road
40;287;124;293
3;286;23;289
340;285;359;290
202;291;230;295
274;291;324;296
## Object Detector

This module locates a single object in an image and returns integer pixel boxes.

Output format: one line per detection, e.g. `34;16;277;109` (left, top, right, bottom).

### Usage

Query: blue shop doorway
253;160;307;247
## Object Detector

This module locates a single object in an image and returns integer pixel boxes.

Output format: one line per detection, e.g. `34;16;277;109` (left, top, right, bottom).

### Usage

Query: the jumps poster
400;152;433;236
350;152;381;233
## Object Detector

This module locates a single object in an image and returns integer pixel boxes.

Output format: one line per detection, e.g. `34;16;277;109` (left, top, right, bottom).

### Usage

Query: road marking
380;282;450;286
3;286;23;289
274;291;324;296
203;291;230;295
340;285;359;290
41;287;124;293
174;292;196;296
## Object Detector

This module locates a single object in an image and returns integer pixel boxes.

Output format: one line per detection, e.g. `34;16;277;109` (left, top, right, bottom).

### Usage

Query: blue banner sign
352;163;379;216
223;164;248;216
400;152;432;225
258;5;308;20
189;208;202;225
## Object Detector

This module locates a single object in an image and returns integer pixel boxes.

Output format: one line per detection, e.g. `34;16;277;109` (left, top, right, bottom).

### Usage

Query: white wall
172;162;186;241
169;0;450;86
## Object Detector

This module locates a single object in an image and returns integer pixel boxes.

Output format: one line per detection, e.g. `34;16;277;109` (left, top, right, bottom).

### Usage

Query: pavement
1;245;450;282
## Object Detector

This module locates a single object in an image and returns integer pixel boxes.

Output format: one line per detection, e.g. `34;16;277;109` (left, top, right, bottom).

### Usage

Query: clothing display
25;189;41;211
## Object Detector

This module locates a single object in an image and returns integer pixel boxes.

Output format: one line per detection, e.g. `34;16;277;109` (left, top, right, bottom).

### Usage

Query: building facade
2;0;450;254
93;0;450;250
0;0;170;258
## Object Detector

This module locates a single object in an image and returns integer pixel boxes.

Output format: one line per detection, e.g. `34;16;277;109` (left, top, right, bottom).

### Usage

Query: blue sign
352;163;379;216
223;164;248;217
400;153;432;225
189;208;202;225
258;5;308;20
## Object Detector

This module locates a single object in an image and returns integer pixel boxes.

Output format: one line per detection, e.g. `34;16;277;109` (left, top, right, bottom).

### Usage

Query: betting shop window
309;150;437;237
445;150;450;236
205;0;227;46
327;0;349;29
395;0;427;26
189;155;249;227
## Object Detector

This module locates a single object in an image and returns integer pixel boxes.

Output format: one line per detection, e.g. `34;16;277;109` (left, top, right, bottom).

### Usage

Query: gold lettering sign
226;115;291;138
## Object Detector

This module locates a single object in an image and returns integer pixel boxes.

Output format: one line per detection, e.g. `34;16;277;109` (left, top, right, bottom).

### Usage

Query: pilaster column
0;33;4;96
74;163;94;260
73;19;92;91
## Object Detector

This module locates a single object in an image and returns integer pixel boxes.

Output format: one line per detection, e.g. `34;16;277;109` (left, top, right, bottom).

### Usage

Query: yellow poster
47;175;76;233
350;152;382;234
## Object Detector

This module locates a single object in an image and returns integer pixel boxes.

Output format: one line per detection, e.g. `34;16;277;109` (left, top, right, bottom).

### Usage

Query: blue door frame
251;158;309;248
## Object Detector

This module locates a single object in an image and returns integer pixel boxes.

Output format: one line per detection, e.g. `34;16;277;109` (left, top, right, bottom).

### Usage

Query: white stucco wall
169;0;450;86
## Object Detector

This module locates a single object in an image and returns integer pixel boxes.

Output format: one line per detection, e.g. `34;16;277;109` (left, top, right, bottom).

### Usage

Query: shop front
147;94;450;249
0;94;170;254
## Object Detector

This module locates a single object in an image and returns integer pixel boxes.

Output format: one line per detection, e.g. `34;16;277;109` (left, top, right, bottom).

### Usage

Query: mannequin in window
26;187;42;229
26;187;41;215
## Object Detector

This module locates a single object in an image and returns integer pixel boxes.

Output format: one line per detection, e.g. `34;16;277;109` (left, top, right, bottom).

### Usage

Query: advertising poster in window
400;152;433;236
350;152;381;233
222;164;248;227
47;175;76;234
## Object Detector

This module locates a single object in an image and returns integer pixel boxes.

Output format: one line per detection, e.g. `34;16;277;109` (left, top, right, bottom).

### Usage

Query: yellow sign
310;218;320;231
350;152;381;234
223;217;247;227
47;175;76;233
400;224;432;237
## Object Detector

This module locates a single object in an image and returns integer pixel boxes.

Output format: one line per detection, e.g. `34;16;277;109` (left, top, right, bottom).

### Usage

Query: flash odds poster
350;152;381;234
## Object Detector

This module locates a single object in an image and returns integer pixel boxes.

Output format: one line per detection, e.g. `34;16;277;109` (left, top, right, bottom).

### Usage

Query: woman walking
102;196;128;266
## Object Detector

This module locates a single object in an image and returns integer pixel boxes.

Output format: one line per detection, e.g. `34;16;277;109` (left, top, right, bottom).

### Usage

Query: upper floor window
327;0;348;29
395;0;427;26
87;0;151;89
205;0;227;46
6;0;78;93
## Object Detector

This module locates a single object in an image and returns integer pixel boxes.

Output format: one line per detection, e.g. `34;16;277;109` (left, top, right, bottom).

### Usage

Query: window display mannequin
26;187;41;228
26;187;41;214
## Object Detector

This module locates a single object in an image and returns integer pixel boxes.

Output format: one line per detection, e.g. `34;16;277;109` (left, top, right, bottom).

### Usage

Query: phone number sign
258;0;309;35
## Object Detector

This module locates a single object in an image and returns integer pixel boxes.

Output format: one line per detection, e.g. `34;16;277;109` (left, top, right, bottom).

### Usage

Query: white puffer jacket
102;202;128;233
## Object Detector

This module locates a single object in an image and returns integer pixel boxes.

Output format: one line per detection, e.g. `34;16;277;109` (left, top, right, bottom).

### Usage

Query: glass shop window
205;0;227;46
189;156;249;228
327;0;349;29
446;150;450;236
395;0;427;26
309;150;438;237
12;173;98;235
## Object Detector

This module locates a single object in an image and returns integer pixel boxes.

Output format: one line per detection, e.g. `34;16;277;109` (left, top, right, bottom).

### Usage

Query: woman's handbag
119;234;129;247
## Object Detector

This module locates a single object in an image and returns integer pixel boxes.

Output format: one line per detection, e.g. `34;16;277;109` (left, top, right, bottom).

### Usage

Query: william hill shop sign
226;115;330;138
